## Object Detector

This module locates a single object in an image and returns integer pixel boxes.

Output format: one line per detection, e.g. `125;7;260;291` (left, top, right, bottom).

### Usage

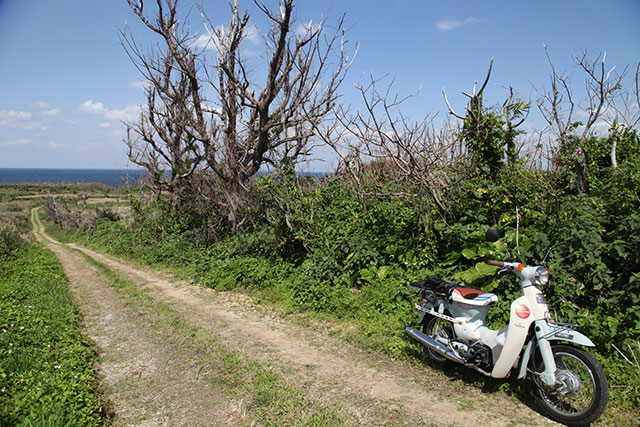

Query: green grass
0;244;110;426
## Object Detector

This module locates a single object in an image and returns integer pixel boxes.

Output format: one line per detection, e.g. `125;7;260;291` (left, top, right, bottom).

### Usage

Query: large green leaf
455;262;500;285
461;246;477;259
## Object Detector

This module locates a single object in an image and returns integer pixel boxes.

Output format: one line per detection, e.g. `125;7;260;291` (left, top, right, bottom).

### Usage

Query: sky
0;0;638;170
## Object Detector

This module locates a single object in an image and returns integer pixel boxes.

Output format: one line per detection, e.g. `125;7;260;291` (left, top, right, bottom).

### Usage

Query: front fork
535;335;558;386
518;319;559;386
520;317;597;385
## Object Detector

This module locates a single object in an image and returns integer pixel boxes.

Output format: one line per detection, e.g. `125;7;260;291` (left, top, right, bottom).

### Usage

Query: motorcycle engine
450;341;493;372
470;342;493;371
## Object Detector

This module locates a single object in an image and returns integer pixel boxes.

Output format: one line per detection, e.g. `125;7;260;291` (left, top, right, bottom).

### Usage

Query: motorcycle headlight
535;266;550;286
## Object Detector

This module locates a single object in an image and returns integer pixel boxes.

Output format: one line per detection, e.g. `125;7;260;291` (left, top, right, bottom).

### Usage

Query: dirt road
31;208;551;426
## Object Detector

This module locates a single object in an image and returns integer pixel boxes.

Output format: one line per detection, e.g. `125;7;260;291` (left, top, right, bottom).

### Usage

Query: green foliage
44;103;640;412
585;124;640;215
462;109;507;175
0;244;107;425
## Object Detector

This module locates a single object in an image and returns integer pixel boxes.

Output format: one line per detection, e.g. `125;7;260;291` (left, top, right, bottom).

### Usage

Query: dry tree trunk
122;0;356;231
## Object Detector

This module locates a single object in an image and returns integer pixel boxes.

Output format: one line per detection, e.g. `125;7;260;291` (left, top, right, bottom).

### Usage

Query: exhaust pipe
406;326;465;364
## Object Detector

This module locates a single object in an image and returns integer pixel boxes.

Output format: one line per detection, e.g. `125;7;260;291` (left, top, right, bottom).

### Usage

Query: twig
630;341;640;368
613;343;633;365
516;206;521;258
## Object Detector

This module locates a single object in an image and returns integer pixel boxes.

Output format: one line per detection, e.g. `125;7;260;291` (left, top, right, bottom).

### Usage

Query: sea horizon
0;167;147;187
0;167;329;187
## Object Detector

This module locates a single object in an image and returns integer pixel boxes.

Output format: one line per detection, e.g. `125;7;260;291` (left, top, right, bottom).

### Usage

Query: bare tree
608;62;640;168
43;195;88;231
443;58;529;172
443;57;494;123
122;0;356;229
536;48;625;194
121;0;209;207
501;87;530;167
315;74;464;222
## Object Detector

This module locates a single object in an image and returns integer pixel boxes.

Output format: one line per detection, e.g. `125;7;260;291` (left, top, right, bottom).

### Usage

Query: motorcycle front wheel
530;343;608;426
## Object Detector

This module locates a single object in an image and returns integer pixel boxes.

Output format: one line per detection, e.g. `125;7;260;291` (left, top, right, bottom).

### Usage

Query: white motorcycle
406;227;608;426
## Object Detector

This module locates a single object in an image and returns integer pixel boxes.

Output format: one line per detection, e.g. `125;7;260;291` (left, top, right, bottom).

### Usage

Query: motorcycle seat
451;287;498;307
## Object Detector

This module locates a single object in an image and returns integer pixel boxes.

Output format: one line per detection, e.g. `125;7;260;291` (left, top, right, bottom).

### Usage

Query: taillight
421;290;426;302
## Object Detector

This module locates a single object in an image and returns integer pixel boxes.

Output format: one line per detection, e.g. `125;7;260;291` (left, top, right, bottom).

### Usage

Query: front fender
546;328;595;347
537;319;596;347
517;321;595;380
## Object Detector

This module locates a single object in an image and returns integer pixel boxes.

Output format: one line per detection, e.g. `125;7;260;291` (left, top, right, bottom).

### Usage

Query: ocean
0;168;148;187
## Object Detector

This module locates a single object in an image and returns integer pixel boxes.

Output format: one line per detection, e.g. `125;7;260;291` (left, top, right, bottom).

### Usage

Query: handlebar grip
486;260;504;267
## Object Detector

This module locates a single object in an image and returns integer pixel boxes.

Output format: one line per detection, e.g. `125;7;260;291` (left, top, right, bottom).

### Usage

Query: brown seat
451;287;498;307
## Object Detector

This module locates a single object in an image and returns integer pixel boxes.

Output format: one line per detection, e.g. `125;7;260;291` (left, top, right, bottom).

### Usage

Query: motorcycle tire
421;314;454;366
530;343;608;426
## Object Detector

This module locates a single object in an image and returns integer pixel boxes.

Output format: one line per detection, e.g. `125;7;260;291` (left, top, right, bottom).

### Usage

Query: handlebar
486;260;526;273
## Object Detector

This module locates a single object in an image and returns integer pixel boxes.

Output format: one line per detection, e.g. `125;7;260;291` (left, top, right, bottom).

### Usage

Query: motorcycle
406;227;608;426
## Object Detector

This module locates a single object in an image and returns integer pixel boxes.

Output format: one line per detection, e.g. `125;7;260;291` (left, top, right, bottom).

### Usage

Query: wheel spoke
535;349;597;416
421;316;452;364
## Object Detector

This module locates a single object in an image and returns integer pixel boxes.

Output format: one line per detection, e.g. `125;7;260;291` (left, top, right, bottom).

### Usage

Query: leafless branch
535;48;626;194
123;0;356;229
313;75;465;222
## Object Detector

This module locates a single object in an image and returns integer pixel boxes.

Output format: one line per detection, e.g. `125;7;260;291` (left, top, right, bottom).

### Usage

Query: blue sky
0;0;638;170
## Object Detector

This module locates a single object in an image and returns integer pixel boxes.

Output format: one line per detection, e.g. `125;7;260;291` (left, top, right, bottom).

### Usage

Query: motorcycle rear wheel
421;314;454;365
530;343;608;426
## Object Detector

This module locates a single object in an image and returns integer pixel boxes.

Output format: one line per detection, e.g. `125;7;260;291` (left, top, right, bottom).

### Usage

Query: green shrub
0;223;24;260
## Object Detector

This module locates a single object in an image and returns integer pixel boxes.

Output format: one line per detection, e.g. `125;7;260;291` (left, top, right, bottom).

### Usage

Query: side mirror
485;227;502;243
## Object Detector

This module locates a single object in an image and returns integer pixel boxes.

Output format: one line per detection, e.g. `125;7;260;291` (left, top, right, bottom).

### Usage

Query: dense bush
0;223;24;261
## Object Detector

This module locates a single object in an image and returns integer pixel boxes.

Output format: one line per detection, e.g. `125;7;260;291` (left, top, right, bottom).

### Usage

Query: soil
31;208;552;426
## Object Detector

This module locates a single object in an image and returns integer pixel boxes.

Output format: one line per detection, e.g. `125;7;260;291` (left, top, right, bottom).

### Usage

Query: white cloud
0;138;33;148
194;23;259;52
0;110;32;120
79;99;106;115
193;33;219;51
129;80;150;90
29;101;52;109
99;122;112;128
436;17;481;31
29;101;63;117
244;23;260;43
42;108;61;117
0;110;48;131
104;104;140;122
78;100;141;123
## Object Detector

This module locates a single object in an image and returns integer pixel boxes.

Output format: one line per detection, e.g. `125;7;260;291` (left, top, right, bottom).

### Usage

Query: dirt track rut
31;207;551;426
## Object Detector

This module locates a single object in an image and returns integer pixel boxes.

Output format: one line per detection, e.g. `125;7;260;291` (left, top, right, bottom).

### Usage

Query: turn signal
517;263;524;271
